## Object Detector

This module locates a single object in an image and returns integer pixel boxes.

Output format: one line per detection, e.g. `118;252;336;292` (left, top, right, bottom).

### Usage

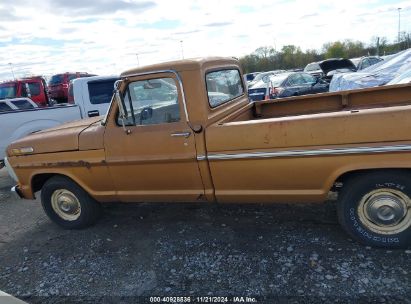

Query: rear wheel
41;176;102;229
337;171;411;248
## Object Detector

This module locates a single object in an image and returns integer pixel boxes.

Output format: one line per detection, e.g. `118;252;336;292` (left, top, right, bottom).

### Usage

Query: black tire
338;171;411;248
41;176;102;229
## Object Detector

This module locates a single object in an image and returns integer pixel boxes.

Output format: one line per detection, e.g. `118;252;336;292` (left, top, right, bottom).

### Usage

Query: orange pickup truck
5;57;411;248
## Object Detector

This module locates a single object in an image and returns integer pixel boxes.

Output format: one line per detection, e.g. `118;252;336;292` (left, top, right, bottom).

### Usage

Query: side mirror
113;80;131;134
115;90;127;119
113;80;128;119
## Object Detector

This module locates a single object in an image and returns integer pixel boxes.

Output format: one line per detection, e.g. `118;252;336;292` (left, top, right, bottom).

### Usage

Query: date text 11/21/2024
149;296;257;303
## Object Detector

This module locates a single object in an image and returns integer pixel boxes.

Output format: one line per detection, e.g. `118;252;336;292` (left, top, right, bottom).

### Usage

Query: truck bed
210;83;411;151
231;83;411;122
205;83;411;203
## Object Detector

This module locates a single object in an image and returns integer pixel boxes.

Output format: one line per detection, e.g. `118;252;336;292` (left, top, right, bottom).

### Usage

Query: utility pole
376;37;380;56
180;40;184;59
398;8;402;50
8;63;15;80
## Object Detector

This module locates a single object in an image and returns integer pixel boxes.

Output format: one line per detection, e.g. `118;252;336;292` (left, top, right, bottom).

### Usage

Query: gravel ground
0;168;410;304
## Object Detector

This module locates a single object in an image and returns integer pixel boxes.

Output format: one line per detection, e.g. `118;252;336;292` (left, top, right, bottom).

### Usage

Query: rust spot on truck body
51;161;91;169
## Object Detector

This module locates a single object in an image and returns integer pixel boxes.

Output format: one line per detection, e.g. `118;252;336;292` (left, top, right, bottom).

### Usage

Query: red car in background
0;77;49;107
48;72;95;103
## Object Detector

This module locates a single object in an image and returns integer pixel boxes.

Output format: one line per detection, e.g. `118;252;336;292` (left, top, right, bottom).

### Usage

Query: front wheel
41;176;102;229
337;171;411;248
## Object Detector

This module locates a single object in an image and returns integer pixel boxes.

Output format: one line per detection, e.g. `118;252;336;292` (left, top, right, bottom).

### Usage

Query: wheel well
31;173;58;194
31;174;92;200
335;168;411;188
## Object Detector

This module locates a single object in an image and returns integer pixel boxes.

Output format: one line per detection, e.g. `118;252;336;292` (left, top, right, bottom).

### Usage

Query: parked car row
0;72;97;108
245;55;386;101
304;58;357;81
0;75;118;162
248;72;329;101
304;56;383;81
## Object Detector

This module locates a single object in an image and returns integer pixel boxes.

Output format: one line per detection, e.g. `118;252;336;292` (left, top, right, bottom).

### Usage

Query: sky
0;0;410;81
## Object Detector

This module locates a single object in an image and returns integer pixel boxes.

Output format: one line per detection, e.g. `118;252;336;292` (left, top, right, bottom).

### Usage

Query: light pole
398;8;402;48
8;63;15;80
180;40;184;59
135;53;140;67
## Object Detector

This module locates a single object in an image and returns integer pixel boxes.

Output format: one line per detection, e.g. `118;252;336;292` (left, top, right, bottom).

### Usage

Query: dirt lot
0;168;410;304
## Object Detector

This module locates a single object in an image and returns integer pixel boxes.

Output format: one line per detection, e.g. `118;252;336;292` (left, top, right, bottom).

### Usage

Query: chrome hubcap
51;189;81;221
365;194;406;226
358;189;411;235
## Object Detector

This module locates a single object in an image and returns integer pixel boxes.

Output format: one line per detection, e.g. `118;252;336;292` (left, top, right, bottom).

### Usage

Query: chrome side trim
122;70;189;122
207;145;411;161
4;157;19;182
197;155;207;161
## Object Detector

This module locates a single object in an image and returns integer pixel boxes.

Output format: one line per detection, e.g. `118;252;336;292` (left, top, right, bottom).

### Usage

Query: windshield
0;84;17;99
252;73;266;83
268;74;290;87
0;102;13;111
49;74;63;85
304;63;320;72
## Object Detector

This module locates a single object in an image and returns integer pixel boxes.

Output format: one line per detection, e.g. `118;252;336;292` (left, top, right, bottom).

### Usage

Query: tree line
239;32;411;73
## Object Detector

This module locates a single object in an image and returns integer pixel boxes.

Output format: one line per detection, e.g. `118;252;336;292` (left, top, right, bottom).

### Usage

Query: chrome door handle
171;131;191;138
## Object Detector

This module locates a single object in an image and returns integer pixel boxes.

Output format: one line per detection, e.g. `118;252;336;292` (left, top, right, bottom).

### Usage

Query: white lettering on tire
349;208;399;243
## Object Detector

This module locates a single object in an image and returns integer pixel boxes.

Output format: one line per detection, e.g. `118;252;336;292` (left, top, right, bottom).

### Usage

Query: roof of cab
120;57;239;77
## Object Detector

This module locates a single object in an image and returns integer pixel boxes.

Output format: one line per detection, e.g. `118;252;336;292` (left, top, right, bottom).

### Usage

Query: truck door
84;78;118;118
103;72;204;202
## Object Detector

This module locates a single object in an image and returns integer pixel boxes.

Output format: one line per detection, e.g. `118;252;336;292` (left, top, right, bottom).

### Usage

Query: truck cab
0;77;49;107
68;75;119;118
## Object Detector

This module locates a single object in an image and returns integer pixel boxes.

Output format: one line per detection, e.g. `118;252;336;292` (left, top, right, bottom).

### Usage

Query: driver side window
117;77;180;126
